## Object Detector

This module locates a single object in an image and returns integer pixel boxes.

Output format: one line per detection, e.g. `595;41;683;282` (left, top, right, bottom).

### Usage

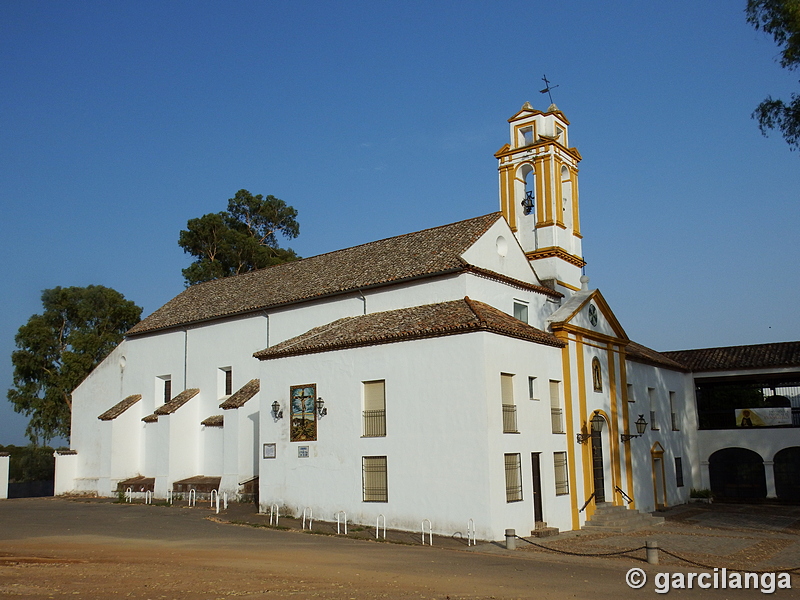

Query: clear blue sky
2;1;798;446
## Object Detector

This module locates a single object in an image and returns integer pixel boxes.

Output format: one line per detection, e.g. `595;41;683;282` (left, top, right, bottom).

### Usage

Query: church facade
54;104;798;539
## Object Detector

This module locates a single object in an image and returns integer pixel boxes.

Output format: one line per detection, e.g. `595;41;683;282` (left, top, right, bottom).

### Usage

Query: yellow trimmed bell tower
495;102;585;292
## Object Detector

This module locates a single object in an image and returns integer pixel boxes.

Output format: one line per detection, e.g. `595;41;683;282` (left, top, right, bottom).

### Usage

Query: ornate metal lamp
271;400;283;420
316;397;327;417
576;411;605;444
621;414;648;443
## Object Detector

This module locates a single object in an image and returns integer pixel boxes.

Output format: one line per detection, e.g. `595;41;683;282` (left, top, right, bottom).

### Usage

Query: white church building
54;104;800;540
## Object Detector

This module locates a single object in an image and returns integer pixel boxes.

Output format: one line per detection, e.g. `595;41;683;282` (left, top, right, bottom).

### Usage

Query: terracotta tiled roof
625;342;689;372
255;297;565;361
219;379;259;410
127;214;512;336
143;388;200;421
201;415;224;427
97;394;142;421
662;341;800;372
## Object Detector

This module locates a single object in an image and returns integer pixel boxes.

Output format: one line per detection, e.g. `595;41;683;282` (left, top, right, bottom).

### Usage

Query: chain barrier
514;535;646;557
515;535;800;574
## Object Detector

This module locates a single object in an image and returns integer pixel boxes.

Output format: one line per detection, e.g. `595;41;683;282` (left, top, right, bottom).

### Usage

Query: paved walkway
514;503;800;572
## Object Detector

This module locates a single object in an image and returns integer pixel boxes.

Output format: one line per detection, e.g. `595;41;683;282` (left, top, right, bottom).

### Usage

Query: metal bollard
646;540;659;565
505;528;516;550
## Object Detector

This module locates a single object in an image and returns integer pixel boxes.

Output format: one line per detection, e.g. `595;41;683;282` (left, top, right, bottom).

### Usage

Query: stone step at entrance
530;521;559;537
582;502;665;533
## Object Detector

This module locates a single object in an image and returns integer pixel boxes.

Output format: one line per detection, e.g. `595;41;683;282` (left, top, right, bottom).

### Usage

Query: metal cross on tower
539;75;559;105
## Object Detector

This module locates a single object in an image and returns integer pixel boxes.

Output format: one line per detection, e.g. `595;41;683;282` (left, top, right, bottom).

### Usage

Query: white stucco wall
0;454;8;499
258;330;568;541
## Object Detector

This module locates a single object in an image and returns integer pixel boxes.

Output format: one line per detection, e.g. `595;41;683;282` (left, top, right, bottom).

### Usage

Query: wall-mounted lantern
271;400;283;420
576;411;605;444
621;414;648;443
316;397;327;417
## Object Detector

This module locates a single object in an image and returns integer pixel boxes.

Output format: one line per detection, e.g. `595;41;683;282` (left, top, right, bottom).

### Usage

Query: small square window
513;301;529;324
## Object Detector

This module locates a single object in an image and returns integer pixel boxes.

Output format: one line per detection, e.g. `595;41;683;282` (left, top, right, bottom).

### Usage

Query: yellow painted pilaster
506;167;517;231
619;353;635;509
555;159;564;228
557;334;580;531
535;159;545;227
575;334;594;519
571;168;581;237
607;344;622;504
543;155;553;223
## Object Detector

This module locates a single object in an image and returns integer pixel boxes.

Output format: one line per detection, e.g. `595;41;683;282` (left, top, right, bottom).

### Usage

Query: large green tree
747;0;800;150
179;189;300;285
8;286;142;444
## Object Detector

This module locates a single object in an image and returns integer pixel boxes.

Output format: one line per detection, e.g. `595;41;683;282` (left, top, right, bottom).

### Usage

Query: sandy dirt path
0;498;747;599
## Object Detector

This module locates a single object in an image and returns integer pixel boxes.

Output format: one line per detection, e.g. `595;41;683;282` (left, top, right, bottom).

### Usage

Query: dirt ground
0;498;792;599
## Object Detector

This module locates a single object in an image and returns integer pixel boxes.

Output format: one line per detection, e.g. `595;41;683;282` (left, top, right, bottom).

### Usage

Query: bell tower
495;102;585;292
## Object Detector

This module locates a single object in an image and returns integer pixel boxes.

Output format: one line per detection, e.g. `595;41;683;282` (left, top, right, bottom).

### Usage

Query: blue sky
2;1;799;446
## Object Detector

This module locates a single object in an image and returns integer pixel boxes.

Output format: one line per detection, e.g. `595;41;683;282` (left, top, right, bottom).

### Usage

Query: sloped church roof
255;297;564;360
128;213;557;336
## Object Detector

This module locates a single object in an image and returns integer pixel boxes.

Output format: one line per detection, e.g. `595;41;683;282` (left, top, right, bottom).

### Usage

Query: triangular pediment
547;289;628;341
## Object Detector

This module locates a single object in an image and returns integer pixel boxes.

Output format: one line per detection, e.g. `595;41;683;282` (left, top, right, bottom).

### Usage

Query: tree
746;0;800;150
179;189;300;285
7;286;142;444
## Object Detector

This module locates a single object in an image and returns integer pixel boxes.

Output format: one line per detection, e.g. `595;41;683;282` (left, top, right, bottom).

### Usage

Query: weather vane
540;74;559;105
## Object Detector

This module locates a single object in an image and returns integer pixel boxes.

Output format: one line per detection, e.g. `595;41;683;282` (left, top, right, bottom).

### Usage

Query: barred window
501;374;518;433
363;380;386;437
675;457;684;487
504;453;523;502
362;456;388;502
550;380;564;434
554;452;569;495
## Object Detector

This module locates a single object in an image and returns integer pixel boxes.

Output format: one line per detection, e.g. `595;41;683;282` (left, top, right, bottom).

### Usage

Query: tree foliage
179;189;300;285
746;0;800;150
7;286;142;444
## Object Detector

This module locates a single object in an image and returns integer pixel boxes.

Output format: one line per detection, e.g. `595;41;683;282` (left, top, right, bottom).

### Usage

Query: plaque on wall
298;445;310;458
263;443;276;459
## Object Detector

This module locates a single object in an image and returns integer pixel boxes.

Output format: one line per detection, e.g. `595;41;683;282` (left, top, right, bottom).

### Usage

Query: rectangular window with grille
363;380;386;437
675;457;684;487
501;373;518;433
162;376;172;404
504;453;523;502
554;452;569;495
362;456;388;502
550;380;564;434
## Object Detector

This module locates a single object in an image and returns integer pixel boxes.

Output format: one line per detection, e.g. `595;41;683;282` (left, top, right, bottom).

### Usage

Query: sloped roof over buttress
255;297;564;360
128;213;515;336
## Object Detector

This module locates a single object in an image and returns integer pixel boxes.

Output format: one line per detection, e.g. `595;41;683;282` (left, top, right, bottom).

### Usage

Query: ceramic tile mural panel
290;384;317;442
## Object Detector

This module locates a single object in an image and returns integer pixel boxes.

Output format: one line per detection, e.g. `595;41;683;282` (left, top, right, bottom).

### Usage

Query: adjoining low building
56;103;798;538
663;342;800;502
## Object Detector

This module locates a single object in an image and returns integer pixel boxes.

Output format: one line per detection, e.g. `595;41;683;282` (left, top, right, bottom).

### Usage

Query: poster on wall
290;384;317;442
735;407;792;427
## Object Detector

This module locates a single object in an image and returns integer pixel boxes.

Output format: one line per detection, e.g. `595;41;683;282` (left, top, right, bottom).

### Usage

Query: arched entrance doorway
774;447;800;502
709;448;767;500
